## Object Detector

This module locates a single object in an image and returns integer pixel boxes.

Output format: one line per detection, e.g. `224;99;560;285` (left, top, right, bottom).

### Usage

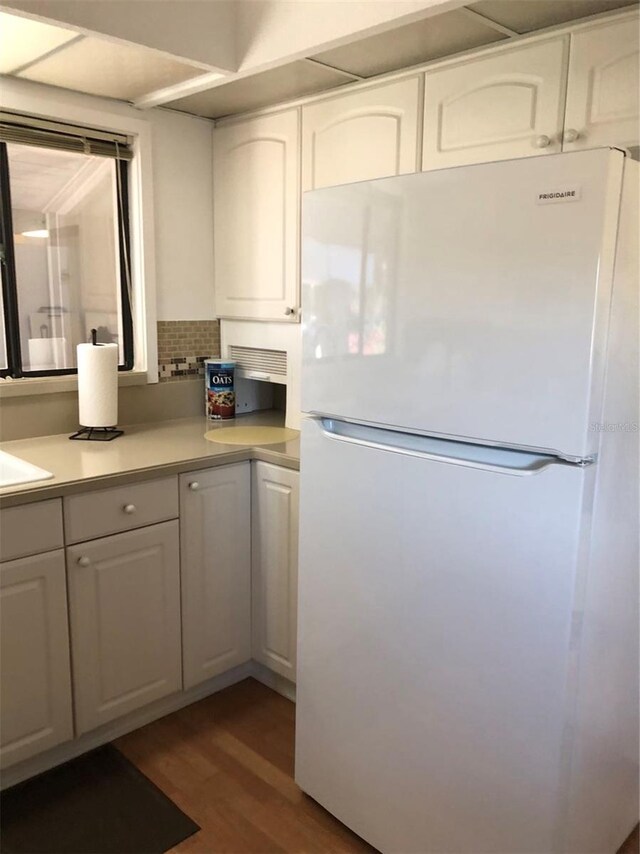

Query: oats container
205;360;236;420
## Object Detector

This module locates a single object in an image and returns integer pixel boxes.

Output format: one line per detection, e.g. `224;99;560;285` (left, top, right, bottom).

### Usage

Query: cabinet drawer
64;476;178;544
0;499;63;561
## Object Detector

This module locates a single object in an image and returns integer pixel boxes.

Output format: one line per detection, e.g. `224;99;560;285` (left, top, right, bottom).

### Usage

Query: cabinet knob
122;503;136;514
284;306;296;316
563;128;580;144
535;134;551;149
189;482;199;491
77;556;91;567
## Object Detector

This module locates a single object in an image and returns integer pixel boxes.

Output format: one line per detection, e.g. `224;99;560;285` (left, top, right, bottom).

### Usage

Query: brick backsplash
157;320;221;382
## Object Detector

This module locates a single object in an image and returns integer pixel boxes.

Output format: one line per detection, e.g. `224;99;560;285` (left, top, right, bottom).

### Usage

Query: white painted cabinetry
563;17;639;153
251;462;299;682
0;459;301;782
180;464;251;689
67;521;182;735
422;37;569;170
210;14;636;318
0;550;73;769
302;78;421;190
213;109;300;322
63;477;178;544
0;499;63;562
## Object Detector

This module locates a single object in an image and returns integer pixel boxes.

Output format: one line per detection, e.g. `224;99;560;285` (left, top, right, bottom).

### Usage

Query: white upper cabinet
0;551;73;769
302;78;421;190
563;16;639;153
180;464;251;690
213;109;300;322
422;37;569;170
67;521;182;735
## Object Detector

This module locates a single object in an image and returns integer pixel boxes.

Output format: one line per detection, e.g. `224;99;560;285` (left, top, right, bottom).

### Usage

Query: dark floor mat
0;744;199;854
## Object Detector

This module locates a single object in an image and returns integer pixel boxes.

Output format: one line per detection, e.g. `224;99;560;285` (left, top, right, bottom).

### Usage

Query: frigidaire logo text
536;186;581;204
539;190;577;200
210;375;233;385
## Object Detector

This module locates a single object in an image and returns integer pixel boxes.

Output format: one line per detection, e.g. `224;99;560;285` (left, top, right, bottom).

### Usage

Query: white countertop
0;411;299;507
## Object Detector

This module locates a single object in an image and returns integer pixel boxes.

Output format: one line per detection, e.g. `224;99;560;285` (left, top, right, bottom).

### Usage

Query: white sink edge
0;450;54;488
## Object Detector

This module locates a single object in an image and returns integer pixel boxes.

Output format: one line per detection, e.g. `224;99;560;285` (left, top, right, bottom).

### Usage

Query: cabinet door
67;521;181;735
0;551;73;768
302;77;421;190
563;17;639;153
213;110;300;322
422;37;568;170
252;462;299;682
180;464;251;689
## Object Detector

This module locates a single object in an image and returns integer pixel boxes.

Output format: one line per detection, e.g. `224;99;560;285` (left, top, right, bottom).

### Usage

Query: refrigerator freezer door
301;149;623;459
295;417;590;854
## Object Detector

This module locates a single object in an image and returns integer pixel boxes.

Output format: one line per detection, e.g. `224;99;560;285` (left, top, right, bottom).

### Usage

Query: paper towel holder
70;329;124;442
69;426;124;441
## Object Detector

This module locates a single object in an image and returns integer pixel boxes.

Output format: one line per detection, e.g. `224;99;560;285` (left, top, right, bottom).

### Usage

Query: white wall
0;77;216;329
149;108;215;321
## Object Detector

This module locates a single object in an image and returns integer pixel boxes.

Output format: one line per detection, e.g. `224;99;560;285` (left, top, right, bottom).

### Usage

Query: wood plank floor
115;677;638;854
115;678;374;853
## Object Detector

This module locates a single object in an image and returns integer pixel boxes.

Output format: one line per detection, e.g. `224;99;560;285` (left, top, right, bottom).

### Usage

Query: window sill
0;371;150;399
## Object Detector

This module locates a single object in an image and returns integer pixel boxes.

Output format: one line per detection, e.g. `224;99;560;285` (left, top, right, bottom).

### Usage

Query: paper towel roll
77;342;118;427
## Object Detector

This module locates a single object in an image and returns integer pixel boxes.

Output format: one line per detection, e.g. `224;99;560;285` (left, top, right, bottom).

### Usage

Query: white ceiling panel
16;36;206;101
168;60;351;119
0;11;78;74
470;0;638;34
7;143;87;210
311;9;507;78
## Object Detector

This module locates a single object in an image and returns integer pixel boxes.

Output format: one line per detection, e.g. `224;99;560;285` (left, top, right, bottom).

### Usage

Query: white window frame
0;78;158;398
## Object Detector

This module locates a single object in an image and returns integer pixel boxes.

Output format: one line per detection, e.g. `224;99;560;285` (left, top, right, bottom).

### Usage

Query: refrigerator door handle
317;418;588;476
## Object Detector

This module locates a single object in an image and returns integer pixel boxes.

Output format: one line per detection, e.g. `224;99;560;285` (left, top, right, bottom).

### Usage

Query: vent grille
228;346;287;377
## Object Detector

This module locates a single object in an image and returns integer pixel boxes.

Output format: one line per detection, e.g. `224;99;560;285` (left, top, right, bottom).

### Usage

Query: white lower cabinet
251;462;299;682
0;550;73;769
0;458;300;776
180;464;251;689
67;521;182;735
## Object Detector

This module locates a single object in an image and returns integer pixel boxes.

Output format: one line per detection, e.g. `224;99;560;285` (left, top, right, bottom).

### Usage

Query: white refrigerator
295;149;639;854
